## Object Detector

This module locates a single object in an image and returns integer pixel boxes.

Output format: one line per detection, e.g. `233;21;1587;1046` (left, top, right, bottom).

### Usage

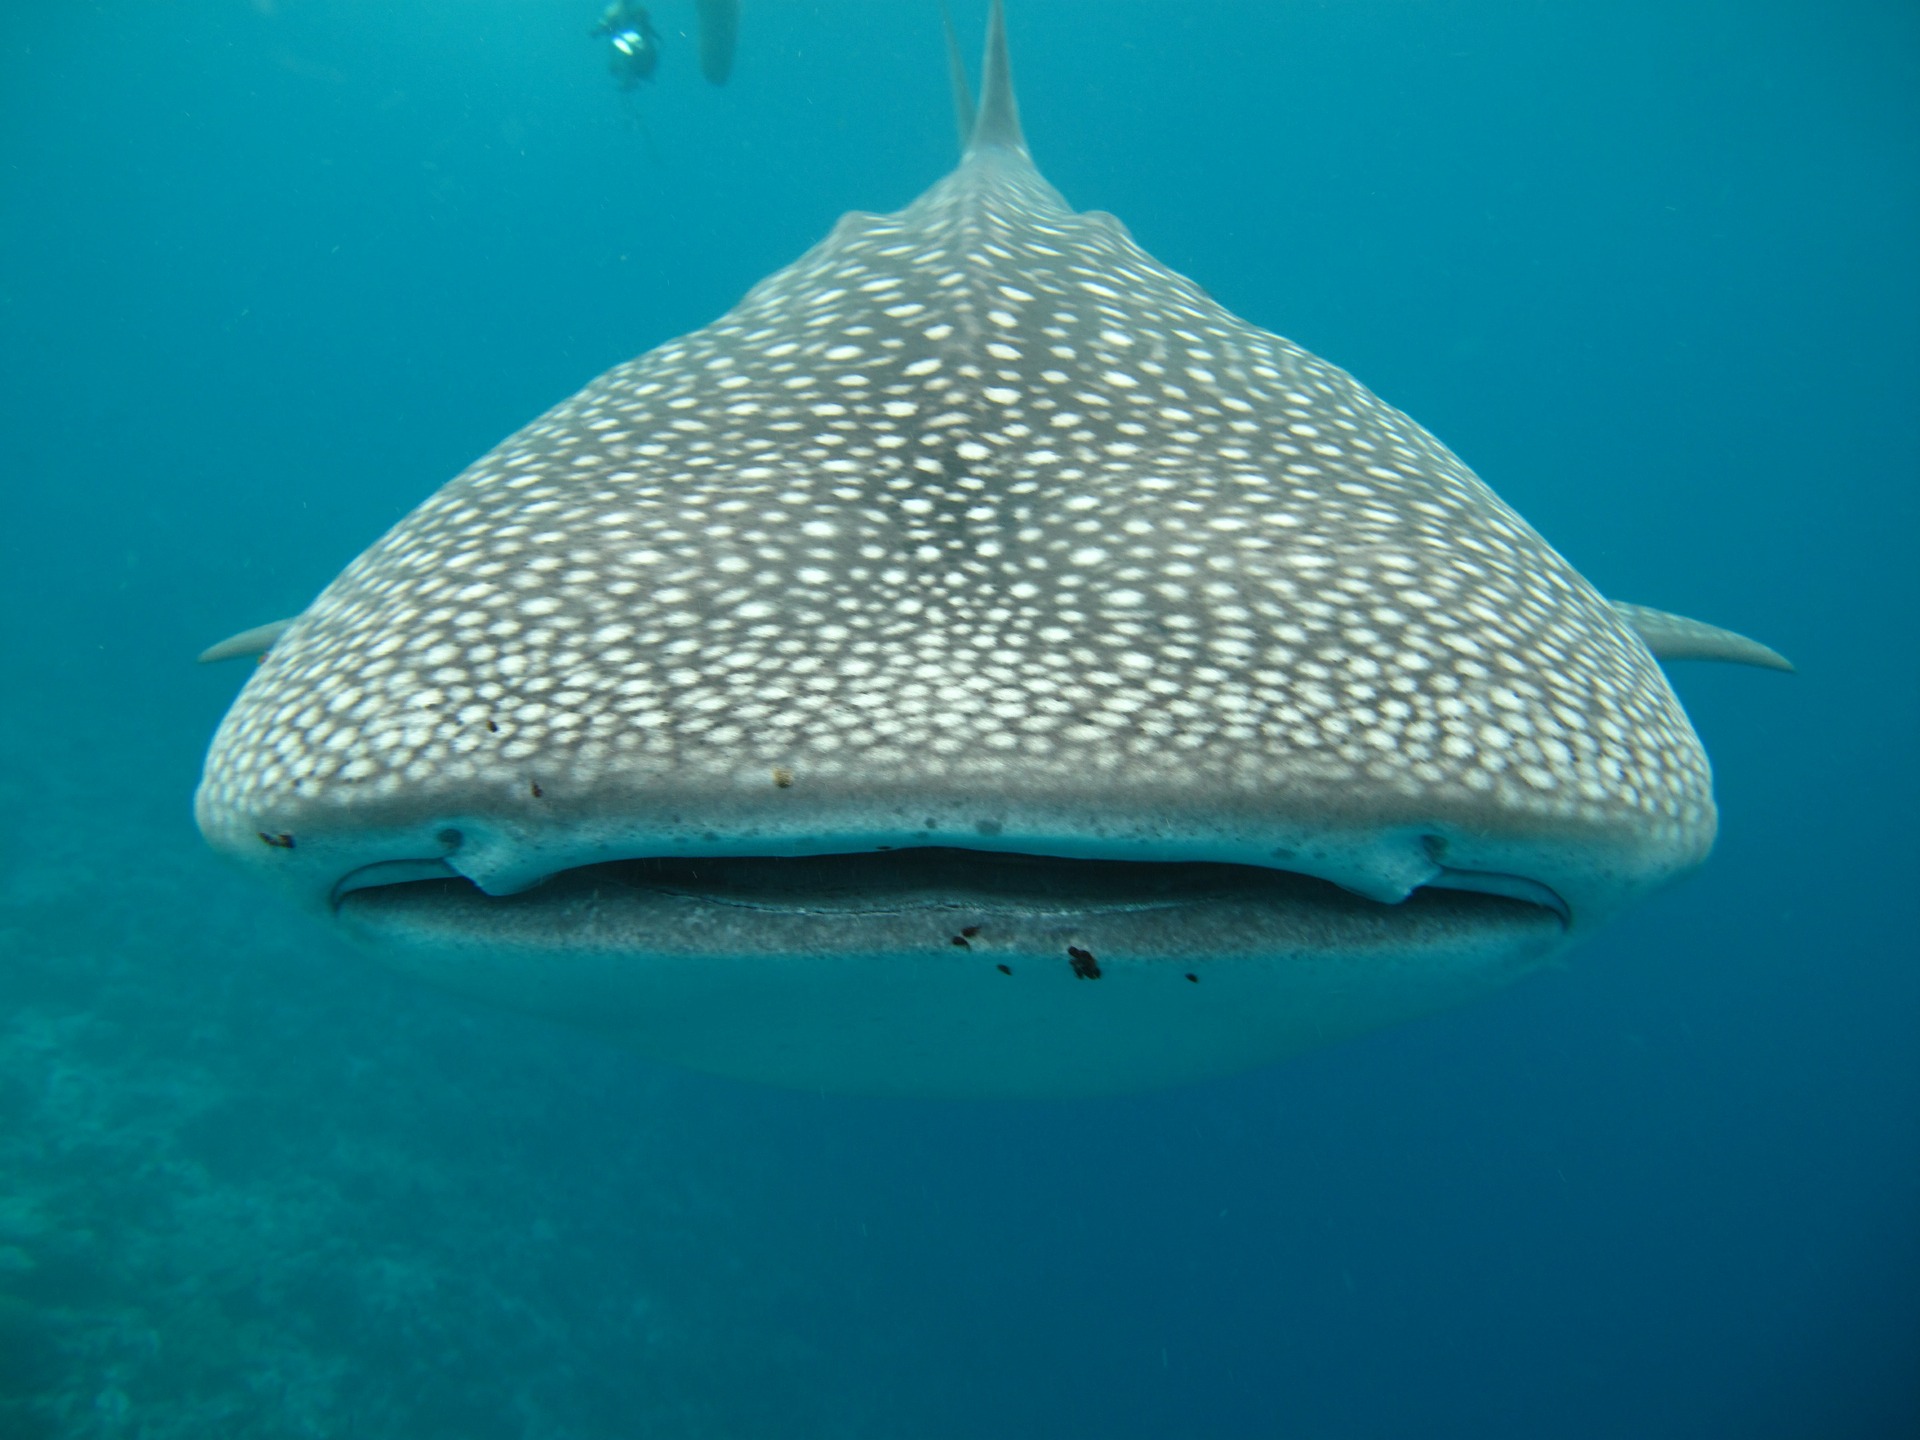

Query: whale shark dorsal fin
1610;601;1794;672
941;4;974;155
966;0;1026;157
198;617;298;665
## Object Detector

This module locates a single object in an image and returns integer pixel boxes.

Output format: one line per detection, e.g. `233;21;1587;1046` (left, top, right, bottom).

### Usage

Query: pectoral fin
1610;601;1793;672
198;617;297;664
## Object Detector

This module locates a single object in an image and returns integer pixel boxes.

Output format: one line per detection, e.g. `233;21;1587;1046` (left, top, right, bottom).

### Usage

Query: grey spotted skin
198;151;1711;891
197;3;1752;1095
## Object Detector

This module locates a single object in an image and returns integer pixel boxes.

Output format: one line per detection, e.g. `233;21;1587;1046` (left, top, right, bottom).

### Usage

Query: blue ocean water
2;0;1916;1434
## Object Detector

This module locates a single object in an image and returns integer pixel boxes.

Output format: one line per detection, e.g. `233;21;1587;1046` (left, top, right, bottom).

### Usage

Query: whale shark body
197;4;1784;1095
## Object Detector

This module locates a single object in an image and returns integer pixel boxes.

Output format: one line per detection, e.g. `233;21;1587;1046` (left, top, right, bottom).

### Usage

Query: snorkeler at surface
592;0;662;89
591;0;737;89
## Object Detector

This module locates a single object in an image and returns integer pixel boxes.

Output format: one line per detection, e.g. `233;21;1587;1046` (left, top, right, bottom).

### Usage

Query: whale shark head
196;3;1745;1095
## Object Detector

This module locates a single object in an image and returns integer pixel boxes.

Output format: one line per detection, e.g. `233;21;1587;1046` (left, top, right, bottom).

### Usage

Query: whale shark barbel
196;3;1787;1096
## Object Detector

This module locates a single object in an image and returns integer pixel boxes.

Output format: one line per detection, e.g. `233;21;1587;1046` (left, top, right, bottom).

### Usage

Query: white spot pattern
199;150;1712;858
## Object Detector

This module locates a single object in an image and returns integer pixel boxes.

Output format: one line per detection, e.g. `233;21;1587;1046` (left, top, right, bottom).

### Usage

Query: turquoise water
3;1;1916;1435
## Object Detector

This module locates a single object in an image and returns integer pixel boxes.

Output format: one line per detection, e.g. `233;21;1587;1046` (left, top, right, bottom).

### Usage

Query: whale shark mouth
324;846;1572;1096
332;846;1569;951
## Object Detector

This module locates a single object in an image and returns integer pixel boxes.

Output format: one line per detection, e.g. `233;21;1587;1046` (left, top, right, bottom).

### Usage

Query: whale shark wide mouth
324;845;1573;1096
332;846;1570;948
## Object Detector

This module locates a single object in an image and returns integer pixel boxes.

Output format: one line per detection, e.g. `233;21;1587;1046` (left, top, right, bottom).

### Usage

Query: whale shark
197;2;1786;1096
